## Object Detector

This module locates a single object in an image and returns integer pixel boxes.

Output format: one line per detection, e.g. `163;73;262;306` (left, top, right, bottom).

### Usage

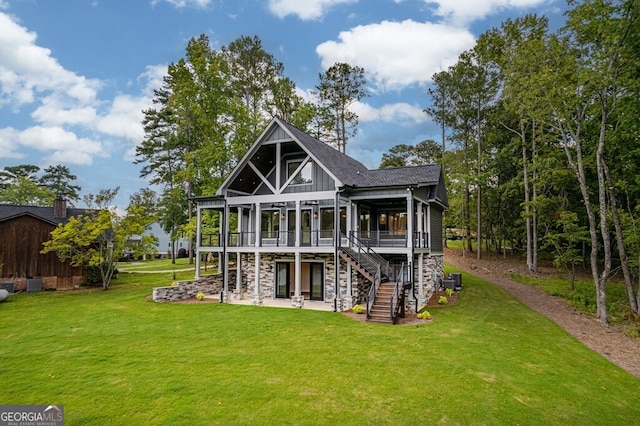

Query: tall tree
315;62;368;153
38;165;81;205
477;14;551;272
379;140;442;168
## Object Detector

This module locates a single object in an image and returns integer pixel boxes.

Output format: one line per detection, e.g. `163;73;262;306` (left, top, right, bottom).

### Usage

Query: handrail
390;263;406;323
365;263;382;320
346;231;390;277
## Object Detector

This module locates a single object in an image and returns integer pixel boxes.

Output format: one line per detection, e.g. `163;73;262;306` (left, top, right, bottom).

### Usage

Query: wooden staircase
366;281;395;324
339;247;396;324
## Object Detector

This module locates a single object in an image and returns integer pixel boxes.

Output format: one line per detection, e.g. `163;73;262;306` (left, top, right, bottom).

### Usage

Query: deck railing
200;230;429;249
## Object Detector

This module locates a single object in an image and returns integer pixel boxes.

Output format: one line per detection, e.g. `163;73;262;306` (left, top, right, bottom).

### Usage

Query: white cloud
0;12;164;167
18;126;104;165
151;0;211;8
316;20;475;91
0;127;25;159
353;101;428;124
96;95;147;142
138;64;167;97
424;0;550;25
0;13;101;109
268;0;357;20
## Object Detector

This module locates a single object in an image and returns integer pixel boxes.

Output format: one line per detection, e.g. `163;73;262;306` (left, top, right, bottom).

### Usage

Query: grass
510;273;637;327
1;268;639;425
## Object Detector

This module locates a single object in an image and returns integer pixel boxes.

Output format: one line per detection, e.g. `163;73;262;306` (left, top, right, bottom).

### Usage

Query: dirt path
445;248;640;378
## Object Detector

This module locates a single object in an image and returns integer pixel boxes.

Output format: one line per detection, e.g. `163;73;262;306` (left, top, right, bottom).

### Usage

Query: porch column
426;204;432;248
237;207;243;246
223;203;230;292
253;251;262;305
407;190;414;248
417;252;427;308
236;252;243;296
417;202;424;248
255;203;261;248
294;252;301;297
347;263;352;295
195;206;202;279
291;248;304;308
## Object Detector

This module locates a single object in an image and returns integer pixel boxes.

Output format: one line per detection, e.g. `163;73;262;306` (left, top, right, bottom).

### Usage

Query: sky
0;0;566;208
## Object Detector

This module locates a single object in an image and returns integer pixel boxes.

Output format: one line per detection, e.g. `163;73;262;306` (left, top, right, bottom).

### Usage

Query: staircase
367;281;395;324
339;244;398;324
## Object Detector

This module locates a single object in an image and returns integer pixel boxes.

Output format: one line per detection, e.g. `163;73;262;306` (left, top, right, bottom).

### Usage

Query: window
261;210;280;238
287;159;313;185
320;207;347;238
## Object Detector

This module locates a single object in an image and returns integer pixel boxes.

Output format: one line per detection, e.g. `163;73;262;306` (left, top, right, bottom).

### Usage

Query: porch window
320;207;347;239
389;212;407;235
261;210;280;238
287;159;313;185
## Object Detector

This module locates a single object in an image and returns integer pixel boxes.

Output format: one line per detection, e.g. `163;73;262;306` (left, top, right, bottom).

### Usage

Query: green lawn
1;268;638;425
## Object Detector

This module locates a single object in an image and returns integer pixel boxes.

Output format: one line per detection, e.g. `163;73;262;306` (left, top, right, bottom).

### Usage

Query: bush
446;288;454;297
352;304;365;314
438;296;448;305
196;292;205;301
417;310;431;320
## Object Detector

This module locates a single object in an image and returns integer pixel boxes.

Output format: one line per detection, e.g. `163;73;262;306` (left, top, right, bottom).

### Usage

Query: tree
41;188;156;289
0;164;40;190
38;165;81;205
315;62;368;153
0;176;55;206
379;140;442;168
543;211;590;288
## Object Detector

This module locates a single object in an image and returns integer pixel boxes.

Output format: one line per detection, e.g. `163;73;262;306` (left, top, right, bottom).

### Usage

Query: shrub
352;304;365;314
196;292;205;301
438;296;448;305
446;288;454;297
417;310;431;320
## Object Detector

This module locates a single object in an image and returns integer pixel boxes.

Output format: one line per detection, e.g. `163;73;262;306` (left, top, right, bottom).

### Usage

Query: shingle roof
0;204;90;225
279;121;369;186
279;120;442;189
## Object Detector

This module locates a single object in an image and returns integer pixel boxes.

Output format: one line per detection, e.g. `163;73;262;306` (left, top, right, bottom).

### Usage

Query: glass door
310;263;324;300
287;210;312;246
276;262;290;298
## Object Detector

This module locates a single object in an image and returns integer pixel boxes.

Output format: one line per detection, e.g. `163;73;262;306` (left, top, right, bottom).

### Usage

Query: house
130;221;190;260
0;197;88;291
193;119;448;323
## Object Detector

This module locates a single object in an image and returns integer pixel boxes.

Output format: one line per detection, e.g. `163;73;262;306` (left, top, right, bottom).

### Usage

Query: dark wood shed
0;198;89;291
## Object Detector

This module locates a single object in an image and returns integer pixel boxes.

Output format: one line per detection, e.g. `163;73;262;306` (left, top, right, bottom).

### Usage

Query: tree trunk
531;124;538;273
604;163;637;314
521;127;533;272
476;103;482;260
561;125;607;324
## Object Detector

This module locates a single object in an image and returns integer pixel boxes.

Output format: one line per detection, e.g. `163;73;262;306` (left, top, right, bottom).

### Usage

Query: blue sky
0;0;565;207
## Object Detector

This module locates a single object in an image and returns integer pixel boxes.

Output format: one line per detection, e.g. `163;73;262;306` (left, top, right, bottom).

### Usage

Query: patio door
276;262;290;298
287;209;312;246
275;261;324;300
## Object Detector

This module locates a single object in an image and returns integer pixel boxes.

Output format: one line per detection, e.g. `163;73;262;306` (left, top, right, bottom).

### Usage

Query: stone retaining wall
152;270;237;302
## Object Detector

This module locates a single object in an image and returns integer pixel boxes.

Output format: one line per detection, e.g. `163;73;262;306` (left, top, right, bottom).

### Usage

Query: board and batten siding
429;207;444;251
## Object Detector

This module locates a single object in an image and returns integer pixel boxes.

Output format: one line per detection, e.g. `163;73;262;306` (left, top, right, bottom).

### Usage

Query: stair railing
346;231;390;277
365;263;382;320
390;263;406;323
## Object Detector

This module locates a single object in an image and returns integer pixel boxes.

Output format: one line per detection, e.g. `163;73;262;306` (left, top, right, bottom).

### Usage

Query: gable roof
0;204;90;226
216;118;446;205
279;120;443;190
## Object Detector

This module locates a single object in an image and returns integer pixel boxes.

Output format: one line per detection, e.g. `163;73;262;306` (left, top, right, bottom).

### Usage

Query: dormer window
287;159;313;185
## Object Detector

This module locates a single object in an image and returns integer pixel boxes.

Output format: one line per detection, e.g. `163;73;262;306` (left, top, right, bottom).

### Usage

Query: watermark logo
0;405;64;426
